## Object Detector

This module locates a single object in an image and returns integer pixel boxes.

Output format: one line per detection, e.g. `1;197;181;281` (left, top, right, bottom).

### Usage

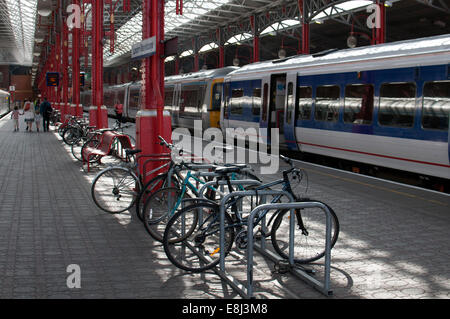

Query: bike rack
194;184;334;299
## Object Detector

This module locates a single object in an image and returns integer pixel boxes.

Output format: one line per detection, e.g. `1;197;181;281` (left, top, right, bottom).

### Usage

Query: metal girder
415;0;450;13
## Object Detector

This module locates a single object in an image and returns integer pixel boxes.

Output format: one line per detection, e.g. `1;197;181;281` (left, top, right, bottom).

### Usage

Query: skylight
5;0;38;65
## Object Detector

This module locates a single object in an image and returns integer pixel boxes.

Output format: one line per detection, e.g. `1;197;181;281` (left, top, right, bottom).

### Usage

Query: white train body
221;34;450;179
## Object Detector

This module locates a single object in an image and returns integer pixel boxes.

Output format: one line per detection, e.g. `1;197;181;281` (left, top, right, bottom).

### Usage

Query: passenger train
0;89;11;117
81;34;450;180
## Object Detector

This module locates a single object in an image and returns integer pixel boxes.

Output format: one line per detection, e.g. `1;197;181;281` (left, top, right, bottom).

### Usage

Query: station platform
0;113;449;299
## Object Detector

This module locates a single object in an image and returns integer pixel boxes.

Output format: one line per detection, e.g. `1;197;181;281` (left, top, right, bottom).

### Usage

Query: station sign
131;36;156;60
46;72;60;87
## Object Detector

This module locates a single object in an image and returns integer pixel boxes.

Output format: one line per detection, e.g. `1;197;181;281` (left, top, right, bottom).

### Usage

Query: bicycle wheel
135;173;180;222
143;187;188;242
63;127;82;145
163;202;235;273
71;137;87;162
270;201;339;264
91;167;141;214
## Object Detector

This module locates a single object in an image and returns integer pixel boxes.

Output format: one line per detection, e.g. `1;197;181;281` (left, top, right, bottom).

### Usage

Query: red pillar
253;36;260;63
302;22;310;54
90;0;108;128
72;0;83;118
251;16;259;63
376;1;386;44
62;21;69;110
137;0;172;184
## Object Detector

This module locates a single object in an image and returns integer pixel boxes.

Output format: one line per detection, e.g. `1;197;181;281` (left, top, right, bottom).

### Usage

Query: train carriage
0;89;11;117
221;34;450;179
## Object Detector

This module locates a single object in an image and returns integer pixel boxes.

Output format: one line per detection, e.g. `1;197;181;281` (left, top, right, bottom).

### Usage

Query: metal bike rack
246;201;334;298
207;187;333;298
178;178;334;298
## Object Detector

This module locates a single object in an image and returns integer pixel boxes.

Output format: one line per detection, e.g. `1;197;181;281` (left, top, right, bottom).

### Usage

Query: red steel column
137;0;172;184
62;20;69;116
251;16;259;62
90;0;108;128
216;28;224;68
72;0;83;117
376;0;386;44
300;0;310;54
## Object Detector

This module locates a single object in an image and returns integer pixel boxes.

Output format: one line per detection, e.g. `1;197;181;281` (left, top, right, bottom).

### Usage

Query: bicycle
142;161;258;242
162;155;339;273
90;147;172;214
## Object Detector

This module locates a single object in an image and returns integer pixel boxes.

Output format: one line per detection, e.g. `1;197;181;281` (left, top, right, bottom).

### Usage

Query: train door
173;83;181;127
284;73;298;150
220;81;230;135
260;74;286;146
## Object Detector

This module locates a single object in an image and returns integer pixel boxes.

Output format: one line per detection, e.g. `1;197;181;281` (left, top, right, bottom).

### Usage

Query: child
23;101;35;132
35;109;42;132
11;106;20;132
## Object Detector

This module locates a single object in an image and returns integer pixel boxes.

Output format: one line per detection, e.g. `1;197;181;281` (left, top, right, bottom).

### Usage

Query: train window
344;84;374;125
262;84;269;122
297;86;312;121
165;88;174;106
315;85;340;122
286;83;294;124
252;88;261;116
230;88;244;115
179;85;205;116
379;82;416;127
422;81;449;131
128;87;141;110
104;90;115;108
211;83;223;111
116;90;125;106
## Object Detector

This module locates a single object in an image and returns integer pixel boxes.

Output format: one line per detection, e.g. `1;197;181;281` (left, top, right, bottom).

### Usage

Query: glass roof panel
5;0;38;65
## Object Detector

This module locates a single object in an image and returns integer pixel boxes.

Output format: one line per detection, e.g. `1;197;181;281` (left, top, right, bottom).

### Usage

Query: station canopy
0;0;448;83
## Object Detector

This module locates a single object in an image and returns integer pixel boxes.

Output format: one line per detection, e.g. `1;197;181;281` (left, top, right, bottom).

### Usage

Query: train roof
0;89;11;96
226;34;450;79
165;66;239;84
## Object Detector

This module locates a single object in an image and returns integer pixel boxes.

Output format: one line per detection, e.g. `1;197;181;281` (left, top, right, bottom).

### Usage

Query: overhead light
278;48;287;59
347;35;357;48
33;52;41;56
35;37;44;43
384;1;393;7
315;19;323;24
37;0;52;17
37;8;52;16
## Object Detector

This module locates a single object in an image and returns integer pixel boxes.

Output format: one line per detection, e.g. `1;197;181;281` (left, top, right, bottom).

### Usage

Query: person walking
35;109;42;132
23;101;35;132
11;105;21;132
40;97;53;132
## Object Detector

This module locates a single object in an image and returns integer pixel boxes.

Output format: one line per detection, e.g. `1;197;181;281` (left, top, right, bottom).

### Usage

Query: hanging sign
131;36;156;60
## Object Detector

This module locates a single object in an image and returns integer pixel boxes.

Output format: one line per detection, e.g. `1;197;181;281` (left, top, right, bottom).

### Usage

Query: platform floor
0;113;449;299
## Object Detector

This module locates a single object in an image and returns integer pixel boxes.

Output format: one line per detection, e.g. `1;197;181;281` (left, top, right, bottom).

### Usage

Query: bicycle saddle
125;149;142;156
214;164;247;175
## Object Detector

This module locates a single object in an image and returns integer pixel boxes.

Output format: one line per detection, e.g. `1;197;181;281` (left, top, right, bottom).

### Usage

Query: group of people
11;98;53;133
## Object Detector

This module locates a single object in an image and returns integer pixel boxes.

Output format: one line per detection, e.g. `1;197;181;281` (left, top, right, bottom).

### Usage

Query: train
0;89;11;117
81;34;450;180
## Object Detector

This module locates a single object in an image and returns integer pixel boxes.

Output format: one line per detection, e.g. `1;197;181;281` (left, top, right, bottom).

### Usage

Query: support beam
90;0;108;128
72;0;82;117
137;0;172;184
